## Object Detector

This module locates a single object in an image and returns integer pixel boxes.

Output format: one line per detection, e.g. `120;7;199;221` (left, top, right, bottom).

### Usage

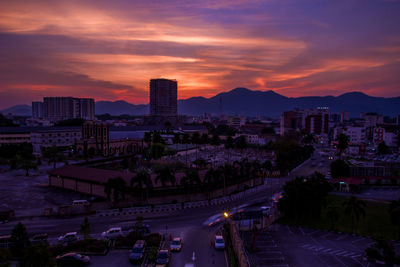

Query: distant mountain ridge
2;89;400;117
0;105;32;116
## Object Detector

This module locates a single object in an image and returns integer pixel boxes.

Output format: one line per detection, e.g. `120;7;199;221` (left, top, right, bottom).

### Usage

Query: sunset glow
0;0;399;108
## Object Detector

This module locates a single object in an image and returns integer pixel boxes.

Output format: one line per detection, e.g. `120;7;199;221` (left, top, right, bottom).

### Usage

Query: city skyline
1;0;400;110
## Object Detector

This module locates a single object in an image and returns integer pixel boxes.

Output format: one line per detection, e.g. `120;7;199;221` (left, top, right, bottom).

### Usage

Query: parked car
31;233;48;245
101;227;123;239
129;240;146;263
260;206;271;216
55;252;90;266
127;224;151;235
214;235;225;250
170;237;182;252
58;232;79;244
72;200;90;206
156;249;170;266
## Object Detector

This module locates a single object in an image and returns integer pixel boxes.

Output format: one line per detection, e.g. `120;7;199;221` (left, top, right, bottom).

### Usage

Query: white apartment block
31;127;82;154
334;126;366;144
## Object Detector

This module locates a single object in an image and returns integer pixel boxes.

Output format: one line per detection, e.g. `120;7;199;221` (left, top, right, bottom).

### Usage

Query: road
1;150;330;267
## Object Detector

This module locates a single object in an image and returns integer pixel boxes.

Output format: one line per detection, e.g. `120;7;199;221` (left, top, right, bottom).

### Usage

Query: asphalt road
1;150;330;267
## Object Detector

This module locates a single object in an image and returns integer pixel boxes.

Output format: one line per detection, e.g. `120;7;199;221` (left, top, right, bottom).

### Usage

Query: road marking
298;227;305;235
286;225;293;234
308;230;319;235
351;237;365;243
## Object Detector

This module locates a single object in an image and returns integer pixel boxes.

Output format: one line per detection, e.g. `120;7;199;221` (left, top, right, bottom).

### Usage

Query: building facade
150;79;177;116
36;97;95;122
30;127;82;155
32;102;43;119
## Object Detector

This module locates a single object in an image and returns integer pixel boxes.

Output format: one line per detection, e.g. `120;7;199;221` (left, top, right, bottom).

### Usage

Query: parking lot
245;224;373;267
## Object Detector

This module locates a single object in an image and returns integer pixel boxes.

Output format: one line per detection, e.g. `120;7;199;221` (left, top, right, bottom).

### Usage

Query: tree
181;170;201;197
326;206;340;230
0;247;12;267
200;133;209;144
104;177;127;203
42;145;64;168
330;159;350;178
225;135;234;149
80;217;91;239
236;135;247;150
164;121;172;133
10;222;30;258
343;196;366;234
19;245;56;267
191;132;201;145
262;160;273;175
155;167;176;187
152;132;164;144
150;143;165;159
337;133;349;155
378;141;390;155
389;198;400;240
131;170;153;200
211;134;220;146
278;173;331;223
143;132;152;144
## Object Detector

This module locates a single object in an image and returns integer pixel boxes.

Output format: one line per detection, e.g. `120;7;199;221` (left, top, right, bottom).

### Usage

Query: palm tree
131;170;153;201
389;198;400;240
155;167;176;187
326;206;340;231
181;170;201;200
104;177;127;203
262;160;273;177
343;196;366;234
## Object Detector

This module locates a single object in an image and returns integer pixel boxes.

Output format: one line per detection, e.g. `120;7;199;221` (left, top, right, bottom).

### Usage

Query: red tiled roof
48;165;132;185
48;165;209;187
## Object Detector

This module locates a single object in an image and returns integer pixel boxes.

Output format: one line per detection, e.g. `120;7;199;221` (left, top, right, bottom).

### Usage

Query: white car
101;227;123;239
170;237;182;251
214;235;225;250
58;232;79;244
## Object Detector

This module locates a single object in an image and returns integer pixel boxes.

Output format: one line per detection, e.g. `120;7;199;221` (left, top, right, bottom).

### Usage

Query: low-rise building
31;127;82;155
0;127;31;145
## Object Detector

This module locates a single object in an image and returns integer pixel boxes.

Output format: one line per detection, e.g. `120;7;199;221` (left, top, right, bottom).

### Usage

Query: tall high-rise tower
150;79;177;116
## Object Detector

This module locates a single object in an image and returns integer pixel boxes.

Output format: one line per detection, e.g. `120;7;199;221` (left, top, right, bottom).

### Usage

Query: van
72;200;89;206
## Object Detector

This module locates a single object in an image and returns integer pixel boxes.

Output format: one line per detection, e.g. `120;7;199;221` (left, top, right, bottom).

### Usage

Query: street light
223;211;229;218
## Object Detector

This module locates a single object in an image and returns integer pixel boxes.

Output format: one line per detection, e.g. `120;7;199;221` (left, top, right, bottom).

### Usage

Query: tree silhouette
19;245;56;267
42;145;64;168
389;198;400;240
337;134;349;156
10;222;30;258
378;141;390;155
155;167;176;187
326;206;340;230
104;177;127;203
330;159;350;178
236;135;247;150
343;196;366;234
131;170;153;200
181;170;201;198
80;217;91;239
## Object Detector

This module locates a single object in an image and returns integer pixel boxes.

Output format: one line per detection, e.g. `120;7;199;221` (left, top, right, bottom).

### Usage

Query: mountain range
1;88;400;117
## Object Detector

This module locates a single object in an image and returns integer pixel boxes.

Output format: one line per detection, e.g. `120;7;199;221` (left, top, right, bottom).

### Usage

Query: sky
0;0;400;109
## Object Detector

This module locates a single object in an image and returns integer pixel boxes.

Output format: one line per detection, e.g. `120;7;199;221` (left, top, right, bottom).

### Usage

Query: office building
150;79;177;116
280;110;303;136
32;102;43;119
304;107;329;135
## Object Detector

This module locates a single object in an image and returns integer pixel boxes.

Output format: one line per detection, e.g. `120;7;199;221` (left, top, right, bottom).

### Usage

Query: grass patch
277;194;396;240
